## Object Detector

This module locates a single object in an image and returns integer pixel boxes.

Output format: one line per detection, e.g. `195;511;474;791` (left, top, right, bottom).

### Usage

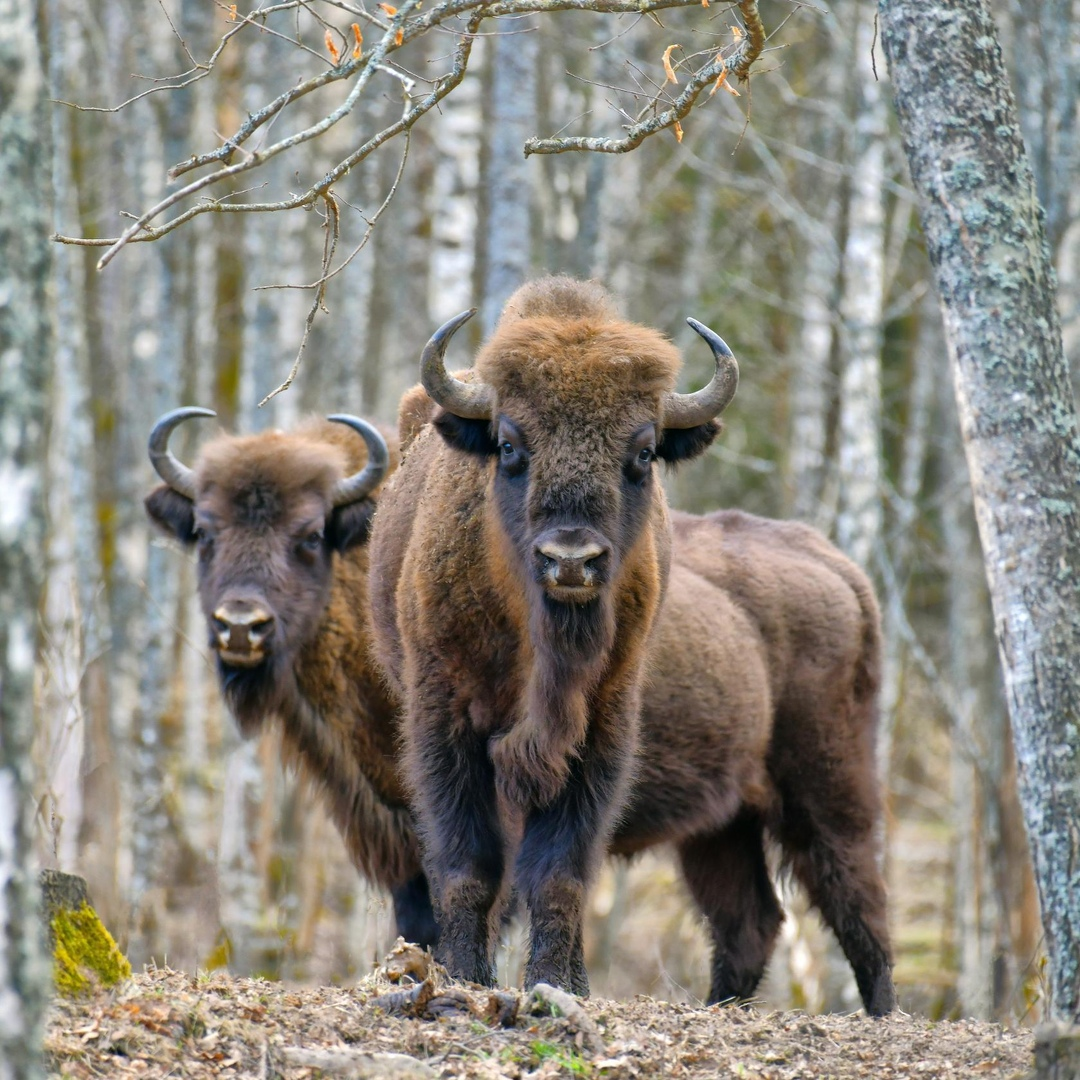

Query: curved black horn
326;415;390;507
148;406;216;498
662;319;740;429
420;308;493;420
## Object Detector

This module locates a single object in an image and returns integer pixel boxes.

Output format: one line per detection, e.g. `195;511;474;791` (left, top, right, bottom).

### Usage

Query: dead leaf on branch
662;43;682;85
325;29;340;62
710;58;740;97
674;120;684;142
352;22;363;57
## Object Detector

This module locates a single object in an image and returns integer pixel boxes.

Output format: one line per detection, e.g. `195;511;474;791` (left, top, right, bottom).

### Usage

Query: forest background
23;0;1080;1025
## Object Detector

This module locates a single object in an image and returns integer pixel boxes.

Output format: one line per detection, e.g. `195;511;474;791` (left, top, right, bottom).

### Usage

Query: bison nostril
212;603;274;653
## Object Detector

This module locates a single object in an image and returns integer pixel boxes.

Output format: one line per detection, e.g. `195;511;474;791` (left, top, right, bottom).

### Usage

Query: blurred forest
32;0;1080;1024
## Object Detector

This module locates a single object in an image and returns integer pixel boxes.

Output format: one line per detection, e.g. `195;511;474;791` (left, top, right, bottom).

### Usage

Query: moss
52;903;131;997
204;930;233;972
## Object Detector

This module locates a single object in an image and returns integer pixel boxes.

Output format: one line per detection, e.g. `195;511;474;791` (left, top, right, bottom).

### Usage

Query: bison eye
638;446;655;464
302;530;324;551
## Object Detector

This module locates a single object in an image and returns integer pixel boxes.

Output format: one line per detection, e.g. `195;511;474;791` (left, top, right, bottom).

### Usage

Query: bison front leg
406;691;505;986
513;725;634;996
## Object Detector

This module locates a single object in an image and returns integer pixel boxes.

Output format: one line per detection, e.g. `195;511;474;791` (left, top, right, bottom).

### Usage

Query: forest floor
45;943;1035;1080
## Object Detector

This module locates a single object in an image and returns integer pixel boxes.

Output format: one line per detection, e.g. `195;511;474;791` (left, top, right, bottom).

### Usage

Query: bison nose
212;601;274;661
534;528;610;590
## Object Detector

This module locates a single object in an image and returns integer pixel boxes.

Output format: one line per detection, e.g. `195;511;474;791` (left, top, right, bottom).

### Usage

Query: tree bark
835;0;887;574
481;15;538;333
0;0;52;1072
880;0;1080;1023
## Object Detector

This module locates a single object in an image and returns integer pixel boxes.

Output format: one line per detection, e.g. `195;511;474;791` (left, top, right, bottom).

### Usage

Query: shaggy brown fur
391;384;897;1015
369;279;730;995
144;419;436;947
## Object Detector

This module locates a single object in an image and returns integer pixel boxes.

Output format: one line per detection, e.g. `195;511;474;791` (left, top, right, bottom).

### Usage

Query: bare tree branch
51;0;772;268
524;0;765;154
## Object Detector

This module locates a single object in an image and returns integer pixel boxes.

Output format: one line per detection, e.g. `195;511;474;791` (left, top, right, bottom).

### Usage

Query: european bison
392;386;897;1015
143;409;437;948
369;277;739;994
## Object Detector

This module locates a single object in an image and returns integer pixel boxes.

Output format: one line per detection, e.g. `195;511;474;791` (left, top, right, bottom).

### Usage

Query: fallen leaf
662;44;681;85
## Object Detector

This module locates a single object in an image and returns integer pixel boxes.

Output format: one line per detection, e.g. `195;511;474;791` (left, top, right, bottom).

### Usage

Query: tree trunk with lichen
0;0;52;1073
880;0;1080;1025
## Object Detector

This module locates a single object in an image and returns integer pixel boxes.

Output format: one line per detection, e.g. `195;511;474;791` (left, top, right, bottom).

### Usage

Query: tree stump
39;869;131;996
1035;1023;1080;1080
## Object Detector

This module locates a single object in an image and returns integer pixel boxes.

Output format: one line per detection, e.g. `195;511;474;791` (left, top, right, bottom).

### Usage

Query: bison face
476;411;659;608
144;411;388;735
426;308;738;622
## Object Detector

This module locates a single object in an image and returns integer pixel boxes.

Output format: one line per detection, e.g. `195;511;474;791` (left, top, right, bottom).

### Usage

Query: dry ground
46;944;1034;1080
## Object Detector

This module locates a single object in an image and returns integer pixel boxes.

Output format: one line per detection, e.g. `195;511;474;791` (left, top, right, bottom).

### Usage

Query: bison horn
148;406;217;499
420;308;493;420
663;319;740;429
326;415;390;507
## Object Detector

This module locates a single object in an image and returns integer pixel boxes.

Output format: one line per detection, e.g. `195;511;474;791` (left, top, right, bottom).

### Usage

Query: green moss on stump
51;902;131;996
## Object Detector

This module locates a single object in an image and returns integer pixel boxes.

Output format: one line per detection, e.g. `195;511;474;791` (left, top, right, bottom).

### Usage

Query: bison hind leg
391;873;440;951
785;837;897;1017
677;813;783;1006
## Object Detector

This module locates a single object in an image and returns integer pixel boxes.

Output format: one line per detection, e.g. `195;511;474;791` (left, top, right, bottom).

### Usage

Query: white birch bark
481;17;538;334
835;2;887;573
0;0;52;1070
788;201;841;528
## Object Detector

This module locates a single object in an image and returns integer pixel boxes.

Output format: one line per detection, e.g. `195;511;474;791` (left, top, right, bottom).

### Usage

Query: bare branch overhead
52;0;768;266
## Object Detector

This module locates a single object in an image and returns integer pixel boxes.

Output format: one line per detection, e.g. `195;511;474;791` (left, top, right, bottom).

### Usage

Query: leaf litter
45;939;1033;1079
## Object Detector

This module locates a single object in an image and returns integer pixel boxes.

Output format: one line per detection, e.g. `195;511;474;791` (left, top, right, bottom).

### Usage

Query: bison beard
216;655;294;739
370;277;738;996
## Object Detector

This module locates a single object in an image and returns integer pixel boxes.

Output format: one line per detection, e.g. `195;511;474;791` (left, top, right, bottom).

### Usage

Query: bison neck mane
218;619;417;887
281;695;420;886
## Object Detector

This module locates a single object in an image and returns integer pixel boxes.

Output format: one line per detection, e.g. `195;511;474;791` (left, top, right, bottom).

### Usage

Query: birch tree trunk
881;0;1080;1023
835;1;887;574
481;17;538;333
0;0;52;1071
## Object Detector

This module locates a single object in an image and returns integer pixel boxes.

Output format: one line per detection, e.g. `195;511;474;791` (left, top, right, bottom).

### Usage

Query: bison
143;409;438;948
369;277;740;994
390;386;897;1016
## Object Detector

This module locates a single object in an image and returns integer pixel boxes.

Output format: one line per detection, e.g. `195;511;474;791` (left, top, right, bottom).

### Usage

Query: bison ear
328;500;376;554
656;420;721;464
144;486;197;545
433;408;498;456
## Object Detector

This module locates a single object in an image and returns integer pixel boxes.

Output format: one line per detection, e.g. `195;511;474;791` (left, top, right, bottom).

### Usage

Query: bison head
143;408;389;735
422;280;738;637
